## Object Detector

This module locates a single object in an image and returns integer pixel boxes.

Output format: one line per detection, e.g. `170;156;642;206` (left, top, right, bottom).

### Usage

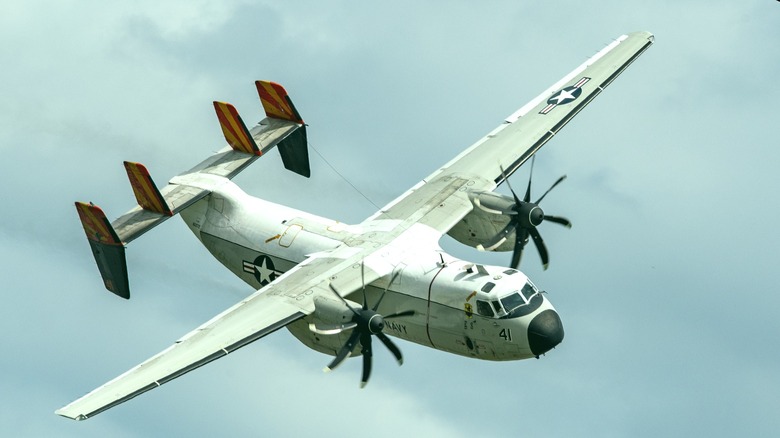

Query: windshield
500;282;540;313
500;292;526;313
521;282;538;300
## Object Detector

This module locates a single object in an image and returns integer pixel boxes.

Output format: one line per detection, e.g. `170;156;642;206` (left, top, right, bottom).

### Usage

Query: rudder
255;80;310;177
75;202;129;299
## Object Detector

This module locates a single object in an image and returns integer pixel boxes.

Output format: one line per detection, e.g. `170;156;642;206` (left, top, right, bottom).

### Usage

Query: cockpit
473;269;544;319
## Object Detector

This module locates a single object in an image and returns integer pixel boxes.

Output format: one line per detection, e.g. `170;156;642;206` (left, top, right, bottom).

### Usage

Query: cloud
2;1;779;437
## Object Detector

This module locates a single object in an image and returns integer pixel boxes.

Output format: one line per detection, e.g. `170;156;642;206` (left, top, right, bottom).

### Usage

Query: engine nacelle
286;295;362;357
447;191;516;252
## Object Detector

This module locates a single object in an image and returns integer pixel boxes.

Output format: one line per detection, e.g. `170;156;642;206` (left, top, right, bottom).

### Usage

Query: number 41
499;328;512;341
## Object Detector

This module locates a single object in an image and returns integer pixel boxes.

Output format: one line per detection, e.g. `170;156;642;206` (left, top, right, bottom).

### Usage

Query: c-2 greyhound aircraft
57;31;653;420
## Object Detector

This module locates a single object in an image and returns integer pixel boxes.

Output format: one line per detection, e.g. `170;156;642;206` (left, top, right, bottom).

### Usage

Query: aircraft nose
528;309;564;357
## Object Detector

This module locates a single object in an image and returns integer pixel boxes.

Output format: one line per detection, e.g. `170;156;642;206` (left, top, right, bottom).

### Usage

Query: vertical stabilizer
255;80;304;124
255;80;310;177
74;202;129;299
123;162;173;216
213;101;261;156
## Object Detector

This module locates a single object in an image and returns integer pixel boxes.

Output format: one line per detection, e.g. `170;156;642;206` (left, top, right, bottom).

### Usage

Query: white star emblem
255;257;279;284
551;88;577;104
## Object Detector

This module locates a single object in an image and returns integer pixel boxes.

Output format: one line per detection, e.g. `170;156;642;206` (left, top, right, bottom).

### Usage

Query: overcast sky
2;1;779;436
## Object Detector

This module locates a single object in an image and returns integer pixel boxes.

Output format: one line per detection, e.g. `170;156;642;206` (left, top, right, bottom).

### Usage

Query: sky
1;0;779;436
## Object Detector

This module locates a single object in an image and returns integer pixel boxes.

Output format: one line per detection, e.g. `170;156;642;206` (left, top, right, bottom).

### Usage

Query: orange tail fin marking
123;162;173;215
75;202;122;245
213;101;260;155
255;81;304;124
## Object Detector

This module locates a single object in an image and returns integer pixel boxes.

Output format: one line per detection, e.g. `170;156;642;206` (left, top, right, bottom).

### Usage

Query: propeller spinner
309;265;413;387
482;157;572;270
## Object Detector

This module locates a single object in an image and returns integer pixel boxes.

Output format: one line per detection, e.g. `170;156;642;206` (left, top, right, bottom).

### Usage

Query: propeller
483;157;571;270
311;264;413;387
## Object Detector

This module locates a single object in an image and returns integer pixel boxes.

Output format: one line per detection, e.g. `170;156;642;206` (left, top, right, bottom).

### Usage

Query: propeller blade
361;260;368;310
511;228;530;269
500;166;522;205
529;227;550;270
376;332;404;366
309;321;357;335
535;174;567;204
523;156;535;203
325;329;361;372
384;309;415;319
360;333;373;388
543;215;572;228
327;283;361;319
372;270;401;312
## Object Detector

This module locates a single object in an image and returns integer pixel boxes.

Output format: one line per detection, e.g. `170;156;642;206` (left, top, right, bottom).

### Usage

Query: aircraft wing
56;244;381;421
372;31;654;233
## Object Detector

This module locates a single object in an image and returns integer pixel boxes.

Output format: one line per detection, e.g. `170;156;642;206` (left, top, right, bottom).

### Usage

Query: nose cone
528;309;564;356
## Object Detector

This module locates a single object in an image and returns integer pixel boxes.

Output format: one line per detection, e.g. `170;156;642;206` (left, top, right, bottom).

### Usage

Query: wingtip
54;408;85;421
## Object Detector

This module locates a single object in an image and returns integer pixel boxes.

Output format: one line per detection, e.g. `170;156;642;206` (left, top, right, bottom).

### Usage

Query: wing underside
56;290;306;420
374;31;654;232
447;31;653;187
56;243;386;420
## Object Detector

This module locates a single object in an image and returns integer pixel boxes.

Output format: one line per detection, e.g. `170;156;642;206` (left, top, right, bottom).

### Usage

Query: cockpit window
503;269;519;275
500;281;540;313
521;282;538;300
481;282;495;292
476;300;494;317
500;293;527;313
491;300;502;314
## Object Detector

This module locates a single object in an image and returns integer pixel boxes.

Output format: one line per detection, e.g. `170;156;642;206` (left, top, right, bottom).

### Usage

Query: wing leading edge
374;31;654;232
56;291;306;420
56;242;390;421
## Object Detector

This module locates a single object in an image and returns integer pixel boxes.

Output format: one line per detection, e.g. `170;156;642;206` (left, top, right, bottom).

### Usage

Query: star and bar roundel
539;77;591;115
242;255;283;286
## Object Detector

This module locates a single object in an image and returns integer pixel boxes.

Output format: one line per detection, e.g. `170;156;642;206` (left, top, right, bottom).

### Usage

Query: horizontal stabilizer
213;101;261;156
75;202;129;299
123;161;173;216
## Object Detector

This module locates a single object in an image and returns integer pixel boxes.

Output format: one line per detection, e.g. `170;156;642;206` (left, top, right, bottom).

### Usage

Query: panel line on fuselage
199;231;299;265
424;263;448;350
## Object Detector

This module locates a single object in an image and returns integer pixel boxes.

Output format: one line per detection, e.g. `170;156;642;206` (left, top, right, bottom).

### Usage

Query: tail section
76;80;311;298
75;202;129;298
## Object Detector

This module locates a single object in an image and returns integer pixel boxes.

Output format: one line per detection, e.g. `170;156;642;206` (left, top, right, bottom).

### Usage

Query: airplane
57;31;653;421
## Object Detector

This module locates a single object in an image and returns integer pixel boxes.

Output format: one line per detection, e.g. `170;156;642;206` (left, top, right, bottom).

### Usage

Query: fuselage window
476;300;494;317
